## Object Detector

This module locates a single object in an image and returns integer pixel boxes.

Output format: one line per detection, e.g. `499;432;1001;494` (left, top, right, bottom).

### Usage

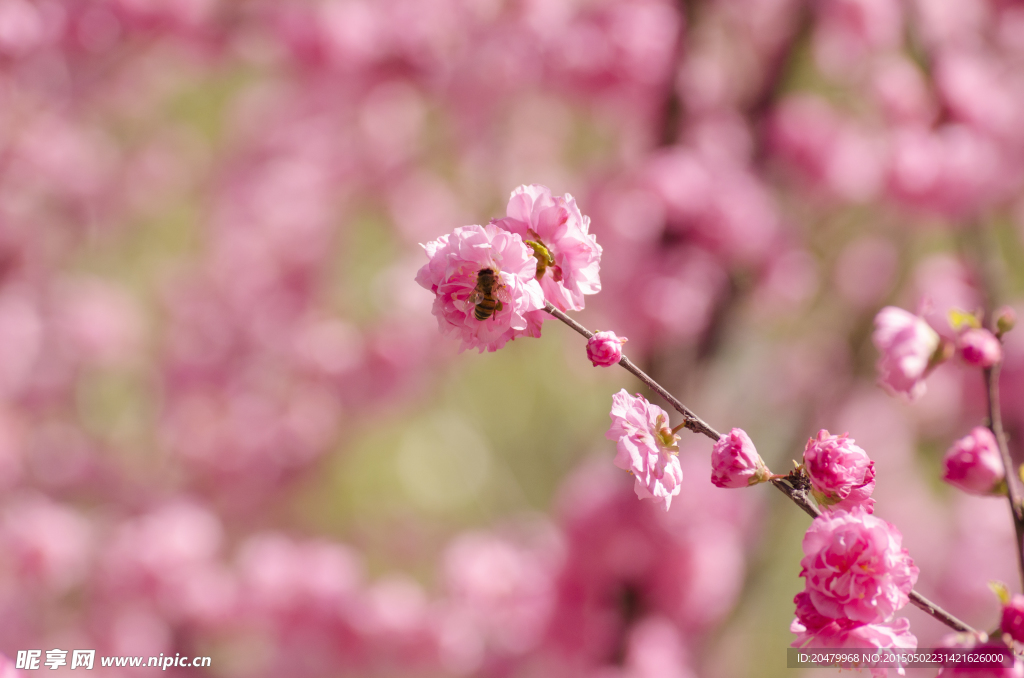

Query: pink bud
942;427;1004;496
586;331;627;367
710;428;769;488
958;328;1003;368
1002;595;1024;643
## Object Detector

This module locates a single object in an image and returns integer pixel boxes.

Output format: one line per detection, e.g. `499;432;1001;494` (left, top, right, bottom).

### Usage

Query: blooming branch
542;302;977;635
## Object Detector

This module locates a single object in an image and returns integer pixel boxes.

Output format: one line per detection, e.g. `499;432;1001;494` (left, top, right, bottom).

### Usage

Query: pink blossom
2;494;92;593
1002;595;1024;644
792;591;917;677
442;530;557;655
803;429;876;512
0;653;17;678
872;306;941;399
942;427;1004;496
800;507;919;624
937;636;1023;678
606;389;683;511
710;428;769;489
415;223;545;353
492;184;602;313
958;328;1002;368
586;330;627;367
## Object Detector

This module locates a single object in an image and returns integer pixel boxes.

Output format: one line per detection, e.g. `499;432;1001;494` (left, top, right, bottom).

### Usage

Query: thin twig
908;592;975;634
985;363;1024;591
543;303;722;440
544;303;978;635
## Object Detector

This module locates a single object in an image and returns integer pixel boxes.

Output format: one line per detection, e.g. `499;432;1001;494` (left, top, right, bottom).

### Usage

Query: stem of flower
543;303;722;441
984;362;1024;592
544;302;979;635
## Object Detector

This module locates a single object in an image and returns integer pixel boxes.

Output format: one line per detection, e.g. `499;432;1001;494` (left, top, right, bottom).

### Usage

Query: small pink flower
803;430;876;512
872;306;941;399
800;507;918;624
586;331;626;367
958;328;1003;368
710;428;770;489
415;224;545;353
942;427;1004;496
1002;594;1024;644
492;185;602;313
606;389;683;511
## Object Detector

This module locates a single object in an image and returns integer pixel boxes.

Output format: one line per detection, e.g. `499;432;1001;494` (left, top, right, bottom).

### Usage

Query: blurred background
0;0;1023;676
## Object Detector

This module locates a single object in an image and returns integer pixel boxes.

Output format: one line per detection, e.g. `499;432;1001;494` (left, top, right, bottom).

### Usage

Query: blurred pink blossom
2;494;92;593
942;427;1004;496
936;636;1023;678
812;0;903;78
958;328;1002;368
0;653;16;678
443;530;558;655
872;306;941;399
1002;595;1024;644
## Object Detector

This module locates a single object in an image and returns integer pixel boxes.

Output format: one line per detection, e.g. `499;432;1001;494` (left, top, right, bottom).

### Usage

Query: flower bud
996;307;1016;337
1002;595;1024;644
943;427;1004;496
958;328;1002;368
711;428;770;488
586;331;627;367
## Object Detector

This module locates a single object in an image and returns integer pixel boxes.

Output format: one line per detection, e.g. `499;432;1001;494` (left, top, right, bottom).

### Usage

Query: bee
468;268;511;321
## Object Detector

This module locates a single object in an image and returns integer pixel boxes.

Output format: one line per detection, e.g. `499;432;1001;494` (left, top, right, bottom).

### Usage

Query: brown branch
543;303;721;440
908;592;975;634
544;302;978;635
985;363;1024;591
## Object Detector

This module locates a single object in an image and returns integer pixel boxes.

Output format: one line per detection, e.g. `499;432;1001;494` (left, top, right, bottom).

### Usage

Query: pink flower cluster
417;186;602;353
792;508;919;673
803;430;876;512
606;390;683;511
